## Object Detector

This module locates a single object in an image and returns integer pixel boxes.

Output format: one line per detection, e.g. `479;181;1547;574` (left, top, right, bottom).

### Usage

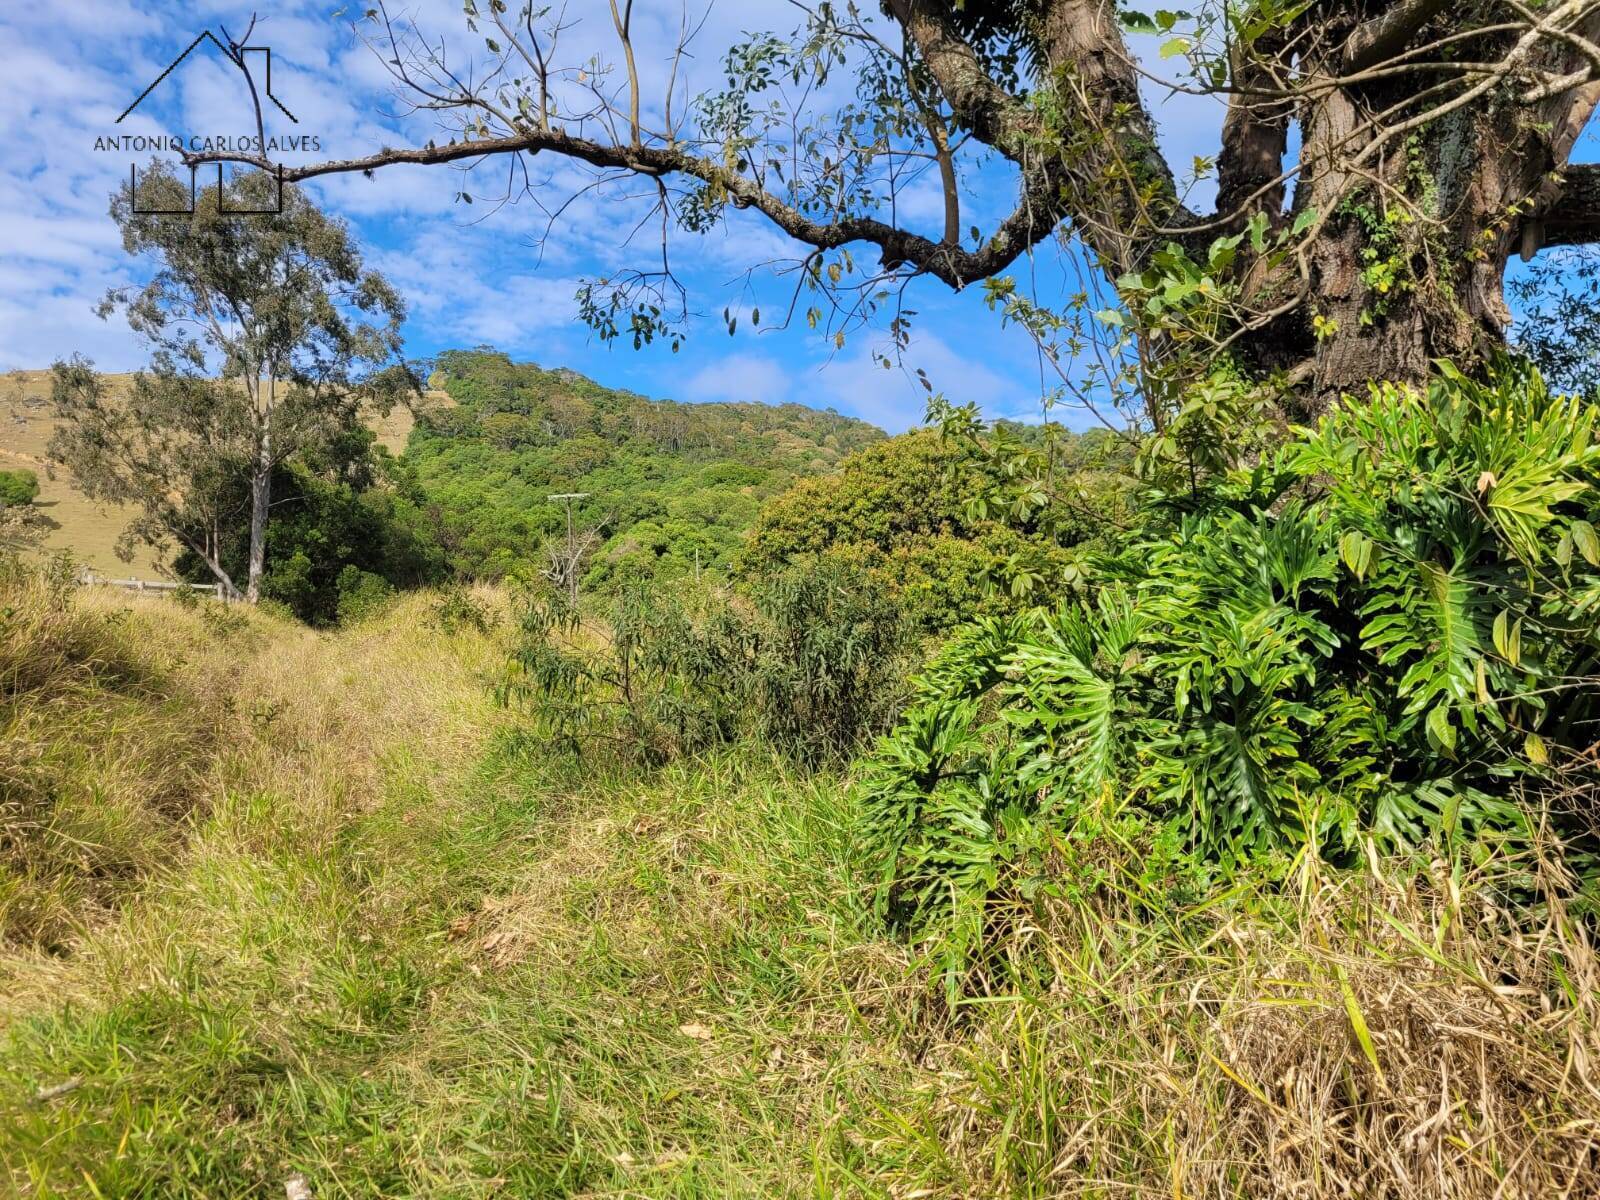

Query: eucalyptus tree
50;166;413;601
187;0;1600;444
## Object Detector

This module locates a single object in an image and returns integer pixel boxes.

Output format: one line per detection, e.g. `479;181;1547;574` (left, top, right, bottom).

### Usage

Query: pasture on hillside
1;369;437;577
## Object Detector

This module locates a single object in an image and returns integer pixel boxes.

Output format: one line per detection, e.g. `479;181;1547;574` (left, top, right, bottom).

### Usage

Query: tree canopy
51;166;414;601
185;0;1600;435
739;425;1132;625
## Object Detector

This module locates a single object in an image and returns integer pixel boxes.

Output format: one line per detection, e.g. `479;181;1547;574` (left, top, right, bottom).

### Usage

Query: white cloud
682;352;792;405
0;0;1326;420
0;292;138;371
798;333;1042;434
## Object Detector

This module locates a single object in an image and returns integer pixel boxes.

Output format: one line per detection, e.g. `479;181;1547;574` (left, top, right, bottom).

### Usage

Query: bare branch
609;0;642;146
187;127;1070;288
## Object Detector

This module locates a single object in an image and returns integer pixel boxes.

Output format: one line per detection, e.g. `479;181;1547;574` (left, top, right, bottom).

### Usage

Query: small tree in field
50;166;412;601
0;468;46;552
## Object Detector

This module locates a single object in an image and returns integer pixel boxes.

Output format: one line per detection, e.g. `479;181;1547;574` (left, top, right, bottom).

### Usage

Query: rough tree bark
1276;1;1600;406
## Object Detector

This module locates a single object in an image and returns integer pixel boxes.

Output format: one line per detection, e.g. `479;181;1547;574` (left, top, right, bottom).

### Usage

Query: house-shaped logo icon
119;31;298;126
115;28;300;216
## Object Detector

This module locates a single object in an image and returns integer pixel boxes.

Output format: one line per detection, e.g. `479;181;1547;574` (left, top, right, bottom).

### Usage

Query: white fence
78;571;235;601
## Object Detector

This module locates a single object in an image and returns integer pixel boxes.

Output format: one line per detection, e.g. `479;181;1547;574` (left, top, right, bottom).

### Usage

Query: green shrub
335;566;396;625
187;454;446;627
429;586;495;635
0;468;39;507
253;597;299;624
502;553;914;765
744;550;914;760
860;361;1600;985
739;427;1131;628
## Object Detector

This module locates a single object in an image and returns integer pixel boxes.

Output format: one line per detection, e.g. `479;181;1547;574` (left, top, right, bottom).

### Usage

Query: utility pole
547;492;591;605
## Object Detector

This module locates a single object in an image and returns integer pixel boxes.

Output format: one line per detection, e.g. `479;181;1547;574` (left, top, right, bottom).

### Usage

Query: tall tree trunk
1235;56;1600;414
245;428;270;604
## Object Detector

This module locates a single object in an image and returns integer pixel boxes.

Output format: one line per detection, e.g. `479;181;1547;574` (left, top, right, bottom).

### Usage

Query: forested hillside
6;350;883;622
407;349;883;584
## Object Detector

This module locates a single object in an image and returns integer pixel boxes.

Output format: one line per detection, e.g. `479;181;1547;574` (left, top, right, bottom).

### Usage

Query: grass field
0;369;432;577
2;573;1597;1198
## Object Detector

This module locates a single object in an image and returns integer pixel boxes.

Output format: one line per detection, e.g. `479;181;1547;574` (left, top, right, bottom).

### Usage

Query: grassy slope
2;585;1598;1197
0;369;434;576
1;371;162;574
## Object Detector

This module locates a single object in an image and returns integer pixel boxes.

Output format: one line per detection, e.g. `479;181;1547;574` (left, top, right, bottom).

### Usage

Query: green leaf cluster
740;428;1126;627
859;360;1600;983
0;469;39;508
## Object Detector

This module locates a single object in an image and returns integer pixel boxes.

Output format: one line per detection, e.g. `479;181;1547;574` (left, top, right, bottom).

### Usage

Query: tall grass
870;842;1600;1197
2;577;1597;1196
0;558;257;947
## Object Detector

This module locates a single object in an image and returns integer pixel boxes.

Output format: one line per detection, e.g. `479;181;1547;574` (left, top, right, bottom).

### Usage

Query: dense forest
406;349;883;586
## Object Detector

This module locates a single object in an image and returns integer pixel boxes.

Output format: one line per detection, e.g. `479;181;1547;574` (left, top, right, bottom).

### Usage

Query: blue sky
0;2;1589;432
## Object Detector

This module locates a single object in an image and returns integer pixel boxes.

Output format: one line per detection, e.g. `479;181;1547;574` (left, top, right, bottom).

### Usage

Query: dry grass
1195;859;1600;1198
1;372;161;574
1;576;1598;1197
0;568;505;1001
0;560;254;946
882;850;1600;1199
427;755;1600;1199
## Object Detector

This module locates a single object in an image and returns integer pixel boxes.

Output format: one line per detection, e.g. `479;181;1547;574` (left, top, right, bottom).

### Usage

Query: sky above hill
1;1;1592;432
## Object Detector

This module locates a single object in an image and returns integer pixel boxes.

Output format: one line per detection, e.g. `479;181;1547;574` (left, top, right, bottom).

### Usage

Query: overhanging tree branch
185;129;1071;287
1342;0;1452;73
887;0;1194;268
1539;161;1600;246
178;0;1600;414
881;0;1036;152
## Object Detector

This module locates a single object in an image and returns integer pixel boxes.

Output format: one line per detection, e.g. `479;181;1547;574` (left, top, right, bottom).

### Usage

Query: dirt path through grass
1;589;921;1197
9;584;1598;1199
